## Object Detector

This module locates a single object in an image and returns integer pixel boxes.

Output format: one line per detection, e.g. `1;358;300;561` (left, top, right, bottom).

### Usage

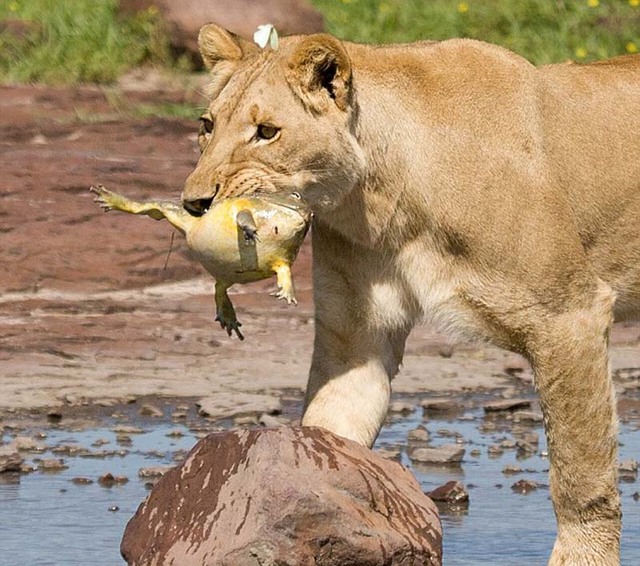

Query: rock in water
121;427;442;565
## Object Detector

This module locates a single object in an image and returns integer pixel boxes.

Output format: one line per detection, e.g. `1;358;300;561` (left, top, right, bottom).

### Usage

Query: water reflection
0;401;638;566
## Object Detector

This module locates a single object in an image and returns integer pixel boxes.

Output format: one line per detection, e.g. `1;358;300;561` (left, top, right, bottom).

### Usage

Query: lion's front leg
529;282;620;565
300;224;410;447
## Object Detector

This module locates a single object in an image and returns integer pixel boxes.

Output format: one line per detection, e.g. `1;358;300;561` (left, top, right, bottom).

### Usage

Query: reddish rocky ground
1;81;639;418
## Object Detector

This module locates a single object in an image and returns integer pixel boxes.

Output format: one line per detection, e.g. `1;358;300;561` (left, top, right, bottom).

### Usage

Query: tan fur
183;24;640;565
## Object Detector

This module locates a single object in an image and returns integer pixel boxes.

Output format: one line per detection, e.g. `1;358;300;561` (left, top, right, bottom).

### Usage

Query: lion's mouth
183;197;215;217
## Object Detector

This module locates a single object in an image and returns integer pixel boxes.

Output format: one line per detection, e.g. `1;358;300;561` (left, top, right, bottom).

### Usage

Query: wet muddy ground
1;82;639;564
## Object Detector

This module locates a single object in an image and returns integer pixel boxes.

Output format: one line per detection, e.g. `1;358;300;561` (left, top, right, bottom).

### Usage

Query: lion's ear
287;34;352;113
198;23;258;70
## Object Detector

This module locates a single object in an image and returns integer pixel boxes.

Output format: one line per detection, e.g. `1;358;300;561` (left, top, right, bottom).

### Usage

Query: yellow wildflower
626;42;638;54
629;0;639;7
575;47;588;59
587;0;599;7
147;5;159;16
8;1;19;11
457;2;469;14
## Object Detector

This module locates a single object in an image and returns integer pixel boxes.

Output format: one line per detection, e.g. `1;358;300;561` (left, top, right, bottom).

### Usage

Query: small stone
420;399;461;413
259;414;286;428
427;481;469;504
407;426;430;443
388;401;415;415
165;428;185;438
13;436;45;452
513;411;544;423
138;466;172;478
98;473;129;487
108;505;120;512
619;459;638;473
116;434;133;446
37;458;68;471
511;479;538;494
72;477;94;485
484;399;532;413
469;449;481;458
234;415;259;426
409;445;465;466
632;492;640;502
112;426;144;434
92;438;110;447
140;404;163;417
488;445;504;458
499;439;517;449
502;465;522;475
0;446;23;473
46;411;63;422
51;444;90;456
171;411;188;419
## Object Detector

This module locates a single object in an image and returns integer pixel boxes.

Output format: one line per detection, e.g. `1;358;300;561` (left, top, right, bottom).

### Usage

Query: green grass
0;0;184;84
1;0;638;85
310;0;640;64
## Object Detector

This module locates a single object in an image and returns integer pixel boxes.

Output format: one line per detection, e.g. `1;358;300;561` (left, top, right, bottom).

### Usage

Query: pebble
512;411;544;423
98;473;129;487
13;436;45;452
51;444;91;457
502;465;522;475
407;425;430;443
487;445;504;458
112;426;144;434
388;401;415;415
484;399;532;413
140;404;163;418
420;399;461;413
408;444;465;466
165;428;185;438
427;480;469;504
37;458;68;471
0;446;23;473
511;479;538;494
138;466;172;478
259;414;286;428
72;477;94;485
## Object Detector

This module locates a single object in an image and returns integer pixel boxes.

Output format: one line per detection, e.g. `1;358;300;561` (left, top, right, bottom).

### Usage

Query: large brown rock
121;426;442;565
120;0;325;64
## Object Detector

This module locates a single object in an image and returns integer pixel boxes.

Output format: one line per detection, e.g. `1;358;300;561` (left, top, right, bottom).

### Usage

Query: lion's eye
199;116;214;136
256;124;279;141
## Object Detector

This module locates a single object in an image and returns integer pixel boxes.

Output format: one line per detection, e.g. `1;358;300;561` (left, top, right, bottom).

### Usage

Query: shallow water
1;404;638;565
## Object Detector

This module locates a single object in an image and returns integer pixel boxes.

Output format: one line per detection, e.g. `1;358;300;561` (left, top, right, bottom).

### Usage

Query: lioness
182;24;640;565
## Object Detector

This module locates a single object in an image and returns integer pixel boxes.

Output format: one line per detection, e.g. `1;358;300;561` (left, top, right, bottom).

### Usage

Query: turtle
90;185;311;340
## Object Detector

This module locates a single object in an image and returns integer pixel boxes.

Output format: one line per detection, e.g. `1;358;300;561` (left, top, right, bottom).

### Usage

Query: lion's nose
183;197;214;217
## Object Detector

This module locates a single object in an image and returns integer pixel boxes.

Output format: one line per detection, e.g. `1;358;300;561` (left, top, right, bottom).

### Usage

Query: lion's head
181;24;365;216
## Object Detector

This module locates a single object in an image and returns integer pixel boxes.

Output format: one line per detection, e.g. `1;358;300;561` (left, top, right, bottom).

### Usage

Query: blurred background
1;0;638;87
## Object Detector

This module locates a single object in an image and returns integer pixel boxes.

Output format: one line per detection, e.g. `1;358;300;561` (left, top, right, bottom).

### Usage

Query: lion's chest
391;243;483;340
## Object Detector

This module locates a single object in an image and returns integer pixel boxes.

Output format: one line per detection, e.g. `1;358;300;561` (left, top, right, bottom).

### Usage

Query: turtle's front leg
214;280;244;340
271;262;297;305
90;185;191;234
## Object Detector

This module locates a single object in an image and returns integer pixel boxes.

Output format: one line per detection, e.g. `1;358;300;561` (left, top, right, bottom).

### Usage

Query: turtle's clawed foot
271;286;297;305
214;284;245;340
215;313;244;340
90;185;116;212
272;264;297;305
